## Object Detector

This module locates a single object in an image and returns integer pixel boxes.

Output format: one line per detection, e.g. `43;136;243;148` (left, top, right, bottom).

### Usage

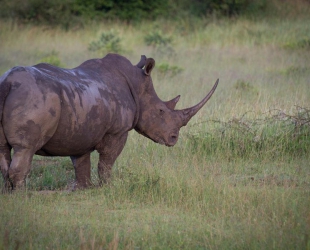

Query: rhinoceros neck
120;73;140;129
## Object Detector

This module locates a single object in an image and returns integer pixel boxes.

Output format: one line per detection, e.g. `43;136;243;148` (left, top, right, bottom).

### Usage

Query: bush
283;38;310;50
187;106;310;159
39;51;65;68
88;30;123;54
156;63;183;77
144;31;173;47
144;30;175;56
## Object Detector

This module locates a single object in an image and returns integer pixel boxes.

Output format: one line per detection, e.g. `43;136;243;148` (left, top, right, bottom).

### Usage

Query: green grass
1;155;309;249
0;13;310;249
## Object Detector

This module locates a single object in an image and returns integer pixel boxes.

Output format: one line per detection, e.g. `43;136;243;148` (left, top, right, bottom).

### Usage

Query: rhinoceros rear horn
179;79;219;126
136;55;147;69
164;95;180;110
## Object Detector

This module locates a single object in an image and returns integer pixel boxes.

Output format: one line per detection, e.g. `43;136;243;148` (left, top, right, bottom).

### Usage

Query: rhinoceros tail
0;78;11;186
0;79;11;123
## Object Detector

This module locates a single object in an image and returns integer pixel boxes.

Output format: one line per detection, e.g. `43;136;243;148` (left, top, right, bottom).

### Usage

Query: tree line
0;0;267;27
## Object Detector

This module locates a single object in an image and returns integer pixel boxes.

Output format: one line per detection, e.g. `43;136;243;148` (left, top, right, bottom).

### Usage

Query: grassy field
0;11;310;250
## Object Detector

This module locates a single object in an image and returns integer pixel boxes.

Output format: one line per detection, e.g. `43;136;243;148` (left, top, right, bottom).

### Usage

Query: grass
1;157;309;249
0;11;310;249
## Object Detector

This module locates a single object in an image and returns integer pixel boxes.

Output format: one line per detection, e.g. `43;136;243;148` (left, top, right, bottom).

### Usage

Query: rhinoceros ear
144;58;155;76
136;55;147;69
164;95;180;110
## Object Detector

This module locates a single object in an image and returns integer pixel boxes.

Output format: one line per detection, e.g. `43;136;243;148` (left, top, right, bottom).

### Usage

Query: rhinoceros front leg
96;132;128;185
70;152;92;189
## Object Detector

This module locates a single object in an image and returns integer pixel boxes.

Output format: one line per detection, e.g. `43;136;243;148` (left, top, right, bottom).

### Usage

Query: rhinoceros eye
159;109;165;116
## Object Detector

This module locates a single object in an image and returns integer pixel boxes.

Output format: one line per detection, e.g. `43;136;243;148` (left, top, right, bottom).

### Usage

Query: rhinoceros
0;53;218;190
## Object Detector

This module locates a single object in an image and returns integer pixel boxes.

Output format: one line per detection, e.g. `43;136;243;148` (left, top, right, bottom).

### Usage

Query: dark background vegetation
0;0;285;28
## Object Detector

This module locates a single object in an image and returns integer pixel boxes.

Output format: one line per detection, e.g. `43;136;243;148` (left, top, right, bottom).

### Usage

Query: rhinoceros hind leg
96;132;128;186
8;148;34;190
70;152;92;189
0;127;12;192
0;151;12;192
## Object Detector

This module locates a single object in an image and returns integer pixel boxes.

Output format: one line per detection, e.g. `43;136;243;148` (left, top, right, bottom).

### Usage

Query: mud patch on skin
49;108;56;117
98;88;110;99
15;120;41;142
87;106;99;120
11;81;21;90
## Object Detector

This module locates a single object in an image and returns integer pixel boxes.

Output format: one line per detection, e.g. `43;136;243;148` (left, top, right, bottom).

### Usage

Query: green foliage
39;51;65;67
156;63;183;77
0;0;169;27
144;30;173;47
0;0;270;29
170;0;267;17
0;0;80;29
144;30;175;55
0;0;308;27
88;30;122;54
283;38;310;50
74;0;169;21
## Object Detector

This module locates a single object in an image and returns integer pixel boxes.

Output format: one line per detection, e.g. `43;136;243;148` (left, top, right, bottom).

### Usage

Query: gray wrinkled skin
0;53;218;191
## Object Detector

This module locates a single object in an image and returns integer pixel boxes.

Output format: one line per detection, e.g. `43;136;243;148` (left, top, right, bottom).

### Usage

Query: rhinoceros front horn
179;79;219;126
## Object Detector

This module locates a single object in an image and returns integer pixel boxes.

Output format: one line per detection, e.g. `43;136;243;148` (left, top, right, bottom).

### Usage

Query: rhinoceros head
134;56;218;147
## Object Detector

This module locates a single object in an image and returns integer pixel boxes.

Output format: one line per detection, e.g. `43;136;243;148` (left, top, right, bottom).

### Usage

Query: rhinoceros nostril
169;134;178;143
166;134;178;147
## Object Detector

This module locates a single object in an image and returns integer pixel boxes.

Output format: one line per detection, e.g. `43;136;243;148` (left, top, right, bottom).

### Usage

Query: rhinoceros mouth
144;133;166;145
153;137;174;147
156;137;166;146
146;134;174;147
135;128;170;146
